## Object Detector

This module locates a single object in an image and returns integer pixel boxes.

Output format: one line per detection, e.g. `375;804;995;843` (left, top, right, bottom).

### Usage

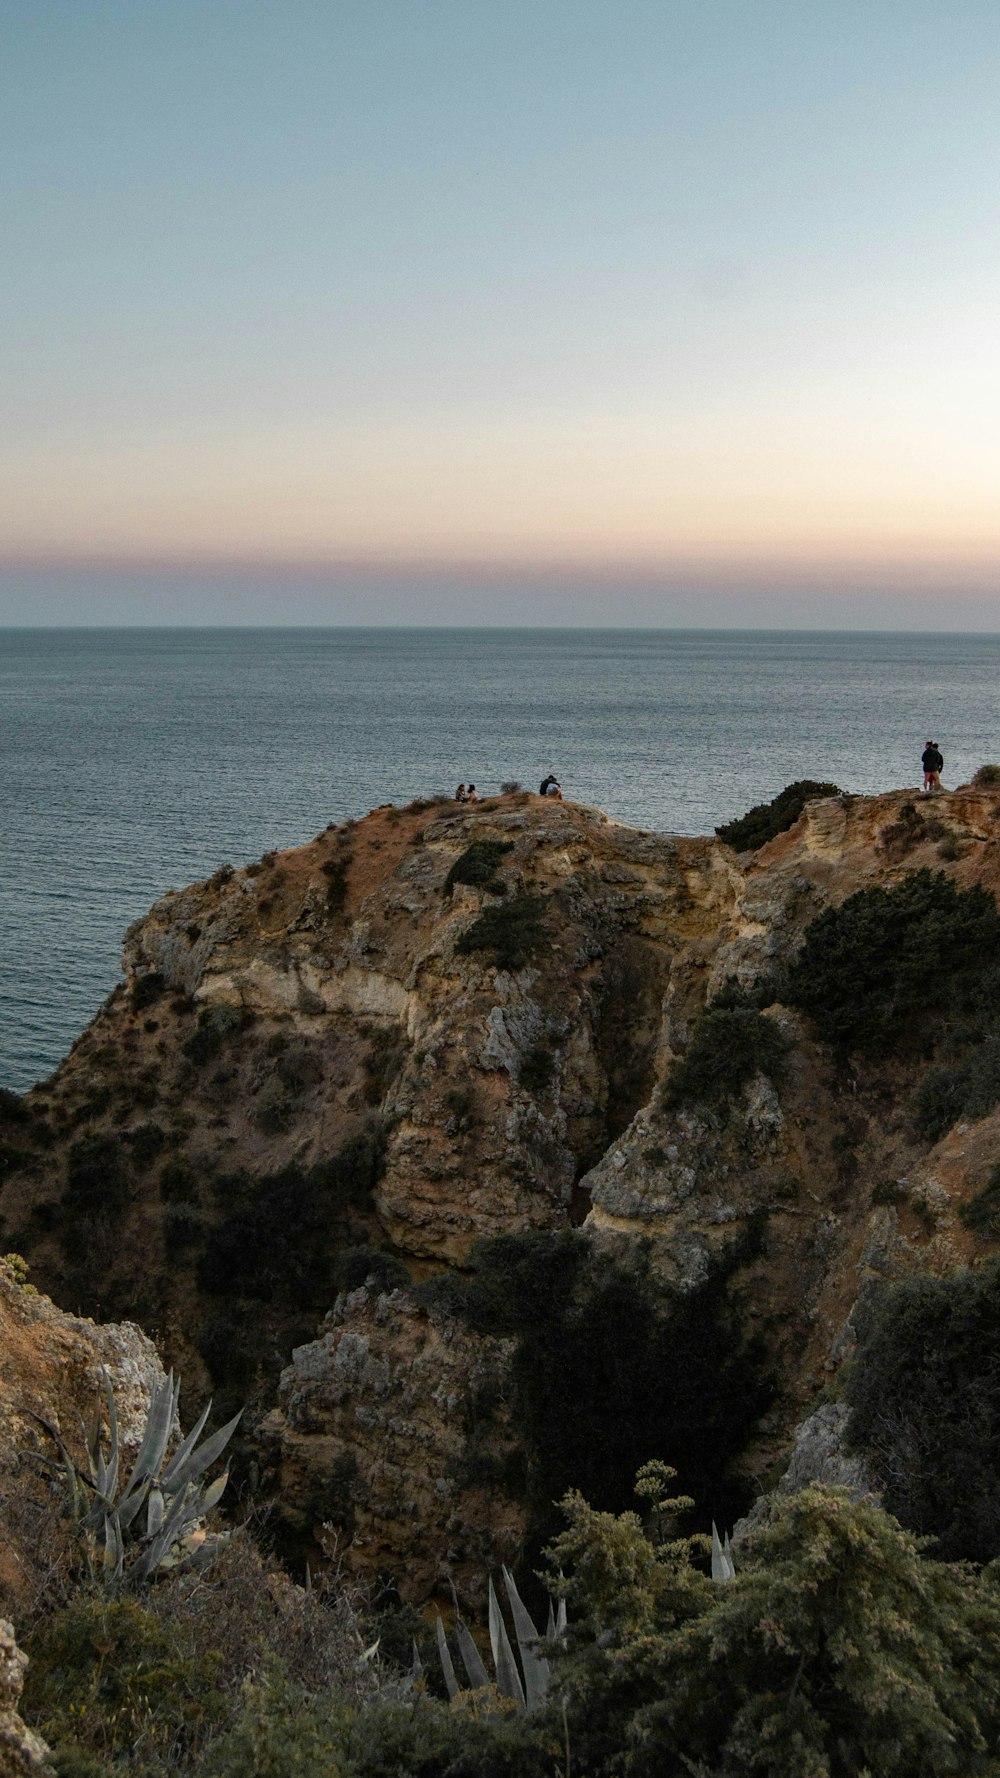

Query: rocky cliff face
0;1256;164;1622
4;785;1000;1603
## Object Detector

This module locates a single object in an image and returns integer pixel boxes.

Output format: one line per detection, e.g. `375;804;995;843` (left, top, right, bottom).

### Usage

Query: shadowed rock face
5;785;1000;1602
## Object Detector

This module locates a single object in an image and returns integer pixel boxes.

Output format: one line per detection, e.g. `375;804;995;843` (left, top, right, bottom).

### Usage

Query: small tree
630;1485;1000;1778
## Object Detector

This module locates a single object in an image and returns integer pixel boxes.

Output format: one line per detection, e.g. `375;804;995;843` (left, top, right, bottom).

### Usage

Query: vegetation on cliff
787;867;1000;1137
422;1227;773;1562
846;1260;1000;1564
716;778;842;851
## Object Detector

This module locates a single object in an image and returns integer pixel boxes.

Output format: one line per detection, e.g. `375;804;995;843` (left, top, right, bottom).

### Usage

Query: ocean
2;625;998;1093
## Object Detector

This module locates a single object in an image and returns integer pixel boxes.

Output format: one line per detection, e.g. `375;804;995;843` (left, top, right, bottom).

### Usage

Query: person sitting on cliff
922;741;944;793
455;783;468;802
539;773;562;799
465;784;479;802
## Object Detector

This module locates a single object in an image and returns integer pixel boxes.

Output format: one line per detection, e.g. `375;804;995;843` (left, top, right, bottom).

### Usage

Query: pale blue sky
3;1;999;624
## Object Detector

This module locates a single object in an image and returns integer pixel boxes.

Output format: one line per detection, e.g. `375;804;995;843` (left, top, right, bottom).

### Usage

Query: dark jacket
922;747;943;773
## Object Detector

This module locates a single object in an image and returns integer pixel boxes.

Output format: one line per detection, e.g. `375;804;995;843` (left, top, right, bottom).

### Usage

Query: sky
2;0;999;628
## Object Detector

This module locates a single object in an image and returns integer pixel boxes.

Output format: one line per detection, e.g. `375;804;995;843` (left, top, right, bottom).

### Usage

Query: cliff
3;784;1000;1602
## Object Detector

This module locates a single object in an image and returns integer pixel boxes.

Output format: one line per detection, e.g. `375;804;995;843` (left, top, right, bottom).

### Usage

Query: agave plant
435;1568;566;1713
43;1367;241;1590
711;1520;736;1582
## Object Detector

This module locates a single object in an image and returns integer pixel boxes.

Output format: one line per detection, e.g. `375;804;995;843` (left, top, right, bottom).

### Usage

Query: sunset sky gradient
3;0;999;626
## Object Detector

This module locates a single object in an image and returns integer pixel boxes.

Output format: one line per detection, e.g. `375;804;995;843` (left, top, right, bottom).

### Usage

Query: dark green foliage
787;869;1000;1051
444;839;515;896
916;1038;1000;1140
130;972;165;1012
960;1163;1000;1238
333;1243;410;1294
125;1122;166;1170
321;858;349;911
182;1004;249;1068
65;1134;132;1217
609;1485;1000;1778
662;1007;789;1110
430;1228;771;1562
716;779;842;851
22;1594;227;1775
201;1686;556;1778
198;1123;386;1306
455;893;549;971
846;1263;1000;1562
973;763;1000;787
159;1153;196;1202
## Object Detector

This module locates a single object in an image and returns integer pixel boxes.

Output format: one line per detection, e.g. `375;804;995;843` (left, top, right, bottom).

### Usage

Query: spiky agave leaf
436;1616;460;1700
162;1408;243;1496
118;1372;178;1516
502;1566;550;1711
488;1576;526;1709
454;1615;491;1692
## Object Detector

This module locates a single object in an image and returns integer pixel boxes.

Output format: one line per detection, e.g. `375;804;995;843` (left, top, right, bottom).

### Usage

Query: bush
444;839;515;896
183;1004;248;1068
662;1008;789;1110
333;1244;410;1294
130;972;165;1013
787;869;1000;1050
915;1039;1000;1141
455;894;549;971
22;1594;227;1775
845;1262;1000;1561
960;1162;1000;1238
973;763;1000;787
716;780;842;851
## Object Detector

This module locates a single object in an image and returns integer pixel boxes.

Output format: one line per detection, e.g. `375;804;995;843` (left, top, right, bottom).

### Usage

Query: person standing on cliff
922;741;944;793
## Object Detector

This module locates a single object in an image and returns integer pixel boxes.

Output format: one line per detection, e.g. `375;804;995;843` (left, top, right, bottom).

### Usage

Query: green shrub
201;1683;555;1778
959;1163;1000;1238
916;1038;1000;1140
845;1261;1000;1561
716;780;842;851
23;1595;227;1776
787;868;1000;1051
455;894;549;971
973;763;1000;787
183;1005;248;1068
333;1244;410;1294
444;839;515;896
130;972;166;1013
662;1008;789;1109
126;1122;166;1170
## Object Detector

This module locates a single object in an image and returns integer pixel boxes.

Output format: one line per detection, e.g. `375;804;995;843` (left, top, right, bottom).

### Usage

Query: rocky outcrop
263;1279;522;1604
0;1620;52;1778
5;784;1000;1600
0;1257;165;1620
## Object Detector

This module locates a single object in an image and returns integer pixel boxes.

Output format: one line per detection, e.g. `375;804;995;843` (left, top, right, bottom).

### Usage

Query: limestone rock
0;1620;53;1778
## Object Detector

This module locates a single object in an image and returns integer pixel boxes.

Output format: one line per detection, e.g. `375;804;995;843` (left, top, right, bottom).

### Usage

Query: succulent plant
436;1568;566;1713
40;1366;240;1590
711;1520;736;1582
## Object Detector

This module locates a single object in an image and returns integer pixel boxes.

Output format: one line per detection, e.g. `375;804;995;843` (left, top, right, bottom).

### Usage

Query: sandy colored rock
0;1620;53;1777
4;785;1000;1598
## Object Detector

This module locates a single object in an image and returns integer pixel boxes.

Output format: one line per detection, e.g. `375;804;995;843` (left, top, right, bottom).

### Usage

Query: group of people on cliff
455;774;563;804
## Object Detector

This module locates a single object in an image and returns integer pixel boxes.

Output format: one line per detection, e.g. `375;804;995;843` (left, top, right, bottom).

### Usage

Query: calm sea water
2;626;998;1092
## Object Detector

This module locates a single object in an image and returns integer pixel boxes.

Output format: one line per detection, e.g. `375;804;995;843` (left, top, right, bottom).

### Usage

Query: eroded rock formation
4;784;1000;1601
